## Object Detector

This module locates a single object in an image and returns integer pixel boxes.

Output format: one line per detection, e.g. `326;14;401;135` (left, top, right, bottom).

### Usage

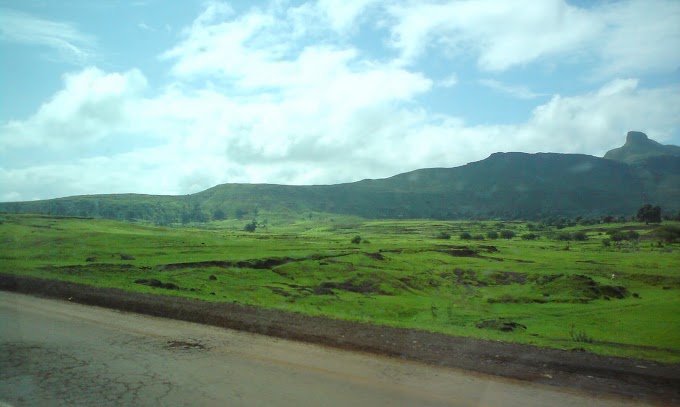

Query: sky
1;0;679;202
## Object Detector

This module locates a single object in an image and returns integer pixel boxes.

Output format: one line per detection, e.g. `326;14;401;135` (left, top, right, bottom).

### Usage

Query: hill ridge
2;133;679;221
604;131;680;163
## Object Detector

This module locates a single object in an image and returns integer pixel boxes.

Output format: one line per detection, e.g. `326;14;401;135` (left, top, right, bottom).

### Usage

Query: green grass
1;213;679;362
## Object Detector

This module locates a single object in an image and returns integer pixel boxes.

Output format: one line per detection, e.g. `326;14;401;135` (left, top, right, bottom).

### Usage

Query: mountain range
2;131;679;222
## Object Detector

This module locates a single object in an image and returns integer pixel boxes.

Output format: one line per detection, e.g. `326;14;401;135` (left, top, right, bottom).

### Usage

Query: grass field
1;213;678;362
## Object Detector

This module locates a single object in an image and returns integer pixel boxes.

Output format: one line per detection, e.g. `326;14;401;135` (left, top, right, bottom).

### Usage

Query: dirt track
1;274;679;405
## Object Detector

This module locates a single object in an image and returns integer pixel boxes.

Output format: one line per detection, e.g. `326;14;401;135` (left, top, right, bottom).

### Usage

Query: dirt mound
444;249;479;257
365;252;385;260
316;279;388;295
44;264;138;273
134;279;180;290
439;268;528;287
540;274;629;301
476;319;527;332
157;253;351;271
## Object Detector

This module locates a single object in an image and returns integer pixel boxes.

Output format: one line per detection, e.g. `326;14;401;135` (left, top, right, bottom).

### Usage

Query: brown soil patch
157;253;352;271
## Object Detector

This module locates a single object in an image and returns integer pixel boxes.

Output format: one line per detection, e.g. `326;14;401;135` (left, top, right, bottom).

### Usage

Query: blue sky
1;0;679;201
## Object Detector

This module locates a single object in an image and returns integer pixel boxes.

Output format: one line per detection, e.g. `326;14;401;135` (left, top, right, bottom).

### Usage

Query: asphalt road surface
0;291;650;406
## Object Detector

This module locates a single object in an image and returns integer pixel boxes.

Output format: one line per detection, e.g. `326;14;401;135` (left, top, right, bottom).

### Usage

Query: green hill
604;131;680;163
2;134;679;222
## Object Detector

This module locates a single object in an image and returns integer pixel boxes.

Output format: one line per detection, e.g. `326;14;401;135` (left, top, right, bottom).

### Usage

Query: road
0;291;648;407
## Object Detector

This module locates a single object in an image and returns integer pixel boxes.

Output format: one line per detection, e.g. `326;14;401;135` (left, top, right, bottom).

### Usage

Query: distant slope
2;134;679;221
604;131;680;163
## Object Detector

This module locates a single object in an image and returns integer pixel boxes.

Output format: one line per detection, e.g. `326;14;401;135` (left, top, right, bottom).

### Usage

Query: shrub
472;234;485;240
521;233;538;240
607;229;641;242
571;231;588;241
486;231;498;239
570;325;593;343
608;231;625;242
625;230;640;241
602;238;611;247
243;220;257;232
351;235;362;244
555;233;571;241
500;230;515;240
212;208;227;221
459;232;472;240
436;231;451;240
654;225;680;243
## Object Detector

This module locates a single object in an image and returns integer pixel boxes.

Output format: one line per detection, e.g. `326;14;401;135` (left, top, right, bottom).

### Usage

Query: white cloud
2;68;678;202
596;0;680;76
0;68;148;149
313;0;382;34
479;79;544;99
388;0;599;70
387;0;680;75
439;74;458;88
1;1;679;202
138;22;155;32
0;8;96;64
517;79;680;155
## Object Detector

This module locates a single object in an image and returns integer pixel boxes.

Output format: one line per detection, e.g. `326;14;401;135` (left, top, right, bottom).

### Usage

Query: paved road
0;292;647;407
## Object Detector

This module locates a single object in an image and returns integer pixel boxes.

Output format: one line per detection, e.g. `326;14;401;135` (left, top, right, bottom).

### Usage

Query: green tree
486;231;498;239
180;211;192;225
500;230;515;240
351;235;362;244
555;232;571;241
654;225;680;243
235;208;247;220
459;232;472;240
213;208;227;221
243;220;257;232
570;231;588;241
636;204;662;224
190;204;208;223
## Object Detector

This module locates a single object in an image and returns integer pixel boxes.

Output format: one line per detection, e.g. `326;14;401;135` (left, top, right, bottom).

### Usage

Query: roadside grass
1;213;678;362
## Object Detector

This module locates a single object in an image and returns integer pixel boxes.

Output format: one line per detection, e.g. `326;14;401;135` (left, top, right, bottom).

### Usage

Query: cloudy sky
1;0;679;201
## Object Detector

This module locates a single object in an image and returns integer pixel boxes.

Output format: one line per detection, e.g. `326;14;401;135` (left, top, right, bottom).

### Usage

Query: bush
570;325;593;343
243;220;257;232
521;233;538;240
500;230;515;239
608;231;625;242
625;230;640;241
486;231;498;239
436;231;451;240
472;234;485;240
602;238;611;247
351;235;362;244
555;233;571;241
654;225;680;243
459;232;472;240
571;231;588;241
212;208;227;221
607;229;640;242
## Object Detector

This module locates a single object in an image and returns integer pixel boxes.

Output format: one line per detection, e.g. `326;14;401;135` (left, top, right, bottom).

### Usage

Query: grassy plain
1;213;678;362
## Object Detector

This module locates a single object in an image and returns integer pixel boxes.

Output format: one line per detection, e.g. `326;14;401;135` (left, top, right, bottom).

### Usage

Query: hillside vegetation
2;213;678;362
2;152;679;223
